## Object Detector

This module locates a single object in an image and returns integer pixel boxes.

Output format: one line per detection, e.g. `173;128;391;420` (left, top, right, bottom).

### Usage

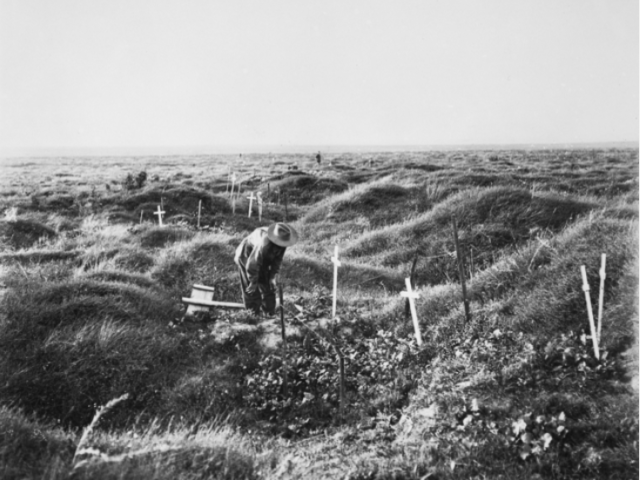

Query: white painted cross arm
154;205;165;226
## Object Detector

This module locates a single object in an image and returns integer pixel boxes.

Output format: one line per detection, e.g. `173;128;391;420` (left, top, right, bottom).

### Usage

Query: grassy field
0;148;637;479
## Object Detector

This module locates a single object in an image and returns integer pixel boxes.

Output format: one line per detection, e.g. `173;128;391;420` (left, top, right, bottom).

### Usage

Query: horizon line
1;140;638;158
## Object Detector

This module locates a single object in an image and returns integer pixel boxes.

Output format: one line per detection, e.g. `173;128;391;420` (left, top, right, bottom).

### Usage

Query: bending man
234;222;298;316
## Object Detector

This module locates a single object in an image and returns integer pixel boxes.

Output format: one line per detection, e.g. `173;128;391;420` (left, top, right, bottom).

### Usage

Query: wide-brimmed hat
267;223;298;247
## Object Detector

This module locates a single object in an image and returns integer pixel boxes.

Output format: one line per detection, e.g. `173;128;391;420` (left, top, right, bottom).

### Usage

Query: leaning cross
247;192;256;218
331;245;341;319
580;265;600;359
401;277;423;346
154;205;165;227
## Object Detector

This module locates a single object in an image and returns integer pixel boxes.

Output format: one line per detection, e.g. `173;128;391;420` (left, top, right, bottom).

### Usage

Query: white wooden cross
580;265;600;359
401;277;423;346
247;192;256;218
331;245;341;319
257;192;263;221
154;205;165;227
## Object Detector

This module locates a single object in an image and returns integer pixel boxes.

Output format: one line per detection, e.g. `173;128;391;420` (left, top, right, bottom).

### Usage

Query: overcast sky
0;0;637;152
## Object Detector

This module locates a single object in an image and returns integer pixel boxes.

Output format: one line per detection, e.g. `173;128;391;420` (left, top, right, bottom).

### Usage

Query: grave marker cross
401;277;423;345
247;192;256;218
154;205;165;227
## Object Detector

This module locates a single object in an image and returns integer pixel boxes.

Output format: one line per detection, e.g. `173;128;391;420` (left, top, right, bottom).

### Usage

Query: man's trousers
236;261;276;315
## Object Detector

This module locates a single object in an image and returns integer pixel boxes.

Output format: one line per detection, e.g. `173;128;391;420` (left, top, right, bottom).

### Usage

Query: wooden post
401;277;423;346
267;183;271;203
452;217;471;324
247;192;256;218
283;193;288;222
331;245;341;319
231;195;236;215
279;285;288;396
139;210;144;224
154;205;165;227
405;253;419;319
257;192;263;222
597;254;606;341
580;265;600;360
197;200;202;228
338;351;345;423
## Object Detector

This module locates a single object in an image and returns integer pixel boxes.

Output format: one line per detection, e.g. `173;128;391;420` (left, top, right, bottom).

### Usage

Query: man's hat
267;223;299;247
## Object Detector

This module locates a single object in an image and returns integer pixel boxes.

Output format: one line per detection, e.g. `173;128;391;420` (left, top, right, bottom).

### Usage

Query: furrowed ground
0;149;637;479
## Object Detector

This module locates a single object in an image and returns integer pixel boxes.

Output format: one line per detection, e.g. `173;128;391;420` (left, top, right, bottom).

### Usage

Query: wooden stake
139;210;144;224
331;245;341;319
452;217;471;324
597;254;606;341
197;200;202;228
401;277;423;345
154;205;165;227
405;253;419;319
580;265;600;359
257;192;263;222
279;285;288;396
338;352;345;423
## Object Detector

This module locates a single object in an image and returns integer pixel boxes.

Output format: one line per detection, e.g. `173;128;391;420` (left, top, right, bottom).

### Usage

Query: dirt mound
0;219;57;249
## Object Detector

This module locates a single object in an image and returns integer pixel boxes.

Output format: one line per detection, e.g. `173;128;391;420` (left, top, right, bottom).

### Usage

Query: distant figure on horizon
316;151;322;165
234;223;299;316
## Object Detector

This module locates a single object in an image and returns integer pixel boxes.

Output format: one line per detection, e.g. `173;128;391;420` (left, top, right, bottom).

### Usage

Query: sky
0;0;638;153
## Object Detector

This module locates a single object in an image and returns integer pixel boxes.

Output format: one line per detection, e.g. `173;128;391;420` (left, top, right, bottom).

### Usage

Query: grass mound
0;219;57;249
84;270;156;289
263;173;348;204
113;248;156;272
0;275;183;426
0;249;79;265
119;184;231;219
407;215;635;346
303;181;440;227
138;226;194;248
344;187;596;282
0;406;74;479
